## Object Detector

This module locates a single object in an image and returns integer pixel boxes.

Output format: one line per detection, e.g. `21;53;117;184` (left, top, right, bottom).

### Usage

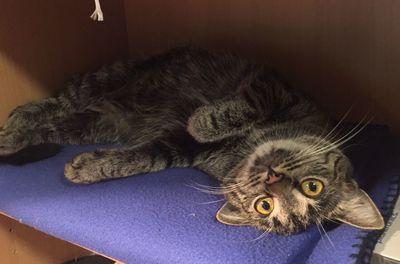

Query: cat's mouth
264;165;294;197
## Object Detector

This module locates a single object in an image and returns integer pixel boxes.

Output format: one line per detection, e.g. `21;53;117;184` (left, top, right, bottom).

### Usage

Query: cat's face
216;136;384;235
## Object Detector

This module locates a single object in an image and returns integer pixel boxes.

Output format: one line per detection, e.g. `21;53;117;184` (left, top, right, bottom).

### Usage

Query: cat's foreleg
64;144;190;184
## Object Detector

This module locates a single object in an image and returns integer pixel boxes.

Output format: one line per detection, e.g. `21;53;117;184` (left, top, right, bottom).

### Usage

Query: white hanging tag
90;0;104;21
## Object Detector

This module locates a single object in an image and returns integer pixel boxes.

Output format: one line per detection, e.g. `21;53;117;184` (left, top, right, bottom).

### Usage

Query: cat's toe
64;162;98;184
64;162;82;183
64;152;104;184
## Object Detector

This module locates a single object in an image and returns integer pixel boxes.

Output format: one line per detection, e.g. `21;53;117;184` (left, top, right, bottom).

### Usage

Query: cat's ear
216;202;250;226
333;189;384;230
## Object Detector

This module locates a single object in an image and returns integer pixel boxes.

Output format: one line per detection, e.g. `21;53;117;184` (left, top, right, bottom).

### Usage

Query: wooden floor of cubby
0;213;99;264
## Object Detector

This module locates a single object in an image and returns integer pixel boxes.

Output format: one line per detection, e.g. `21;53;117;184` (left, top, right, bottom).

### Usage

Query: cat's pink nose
266;173;282;184
266;166;284;185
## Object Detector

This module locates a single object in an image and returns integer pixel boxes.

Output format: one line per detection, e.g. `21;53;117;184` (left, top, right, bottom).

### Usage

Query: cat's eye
254;197;274;216
301;179;324;197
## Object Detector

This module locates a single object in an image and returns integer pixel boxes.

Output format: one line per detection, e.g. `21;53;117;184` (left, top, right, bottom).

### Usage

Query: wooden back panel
124;0;400;132
0;0;128;124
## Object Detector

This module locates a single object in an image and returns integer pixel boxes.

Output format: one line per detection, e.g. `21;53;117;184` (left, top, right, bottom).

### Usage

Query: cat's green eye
301;179;324;197
254;197;274;216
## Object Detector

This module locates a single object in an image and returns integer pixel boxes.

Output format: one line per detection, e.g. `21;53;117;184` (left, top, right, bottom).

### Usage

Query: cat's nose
266;166;284;185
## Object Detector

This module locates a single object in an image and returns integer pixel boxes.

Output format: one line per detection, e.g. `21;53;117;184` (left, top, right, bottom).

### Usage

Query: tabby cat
0;47;384;235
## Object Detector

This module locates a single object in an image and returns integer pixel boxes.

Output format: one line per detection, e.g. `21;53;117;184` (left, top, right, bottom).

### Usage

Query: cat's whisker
245;229;270;243
292;107;353;160
281;136;338;169
316;223;332;249
318;221;336;250
312;209;343;226
192;180;247;190
184;184;231;195
309;200;336;249
193;182;243;190
193;198;226;205
320;114;370;148
287;112;366;163
185;179;249;195
291;115;372;163
281;155;321;172
309;203;340;244
307;116;372;157
339;143;361;152
316;223;325;243
314;108;353;143
280;107;352;164
310;204;341;226
323;217;342;225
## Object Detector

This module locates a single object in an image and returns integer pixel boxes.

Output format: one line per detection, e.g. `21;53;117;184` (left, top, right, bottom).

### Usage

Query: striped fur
0;47;383;235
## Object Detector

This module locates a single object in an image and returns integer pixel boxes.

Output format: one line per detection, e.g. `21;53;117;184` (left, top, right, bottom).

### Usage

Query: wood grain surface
124;0;400;132
0;0;128;124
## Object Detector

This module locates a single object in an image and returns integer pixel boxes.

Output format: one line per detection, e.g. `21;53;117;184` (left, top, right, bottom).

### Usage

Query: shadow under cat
0;144;62;166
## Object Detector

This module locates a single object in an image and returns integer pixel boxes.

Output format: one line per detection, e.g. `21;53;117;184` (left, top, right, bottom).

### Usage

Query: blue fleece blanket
0;125;398;264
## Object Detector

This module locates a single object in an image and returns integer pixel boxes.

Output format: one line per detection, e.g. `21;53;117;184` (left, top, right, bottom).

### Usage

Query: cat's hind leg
0;107;124;156
3;60;136;130
0;60;137;155
64;142;190;184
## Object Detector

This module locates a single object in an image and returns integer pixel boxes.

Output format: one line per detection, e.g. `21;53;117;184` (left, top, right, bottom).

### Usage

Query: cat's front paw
0;129;29;156
187;107;219;143
64;152;106;184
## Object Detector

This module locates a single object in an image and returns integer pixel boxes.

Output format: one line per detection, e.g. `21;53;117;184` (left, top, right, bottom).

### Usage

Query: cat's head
216;135;384;235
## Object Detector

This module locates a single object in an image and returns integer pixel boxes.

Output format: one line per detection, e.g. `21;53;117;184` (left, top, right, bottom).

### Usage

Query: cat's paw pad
64;152;105;184
0;129;28;156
